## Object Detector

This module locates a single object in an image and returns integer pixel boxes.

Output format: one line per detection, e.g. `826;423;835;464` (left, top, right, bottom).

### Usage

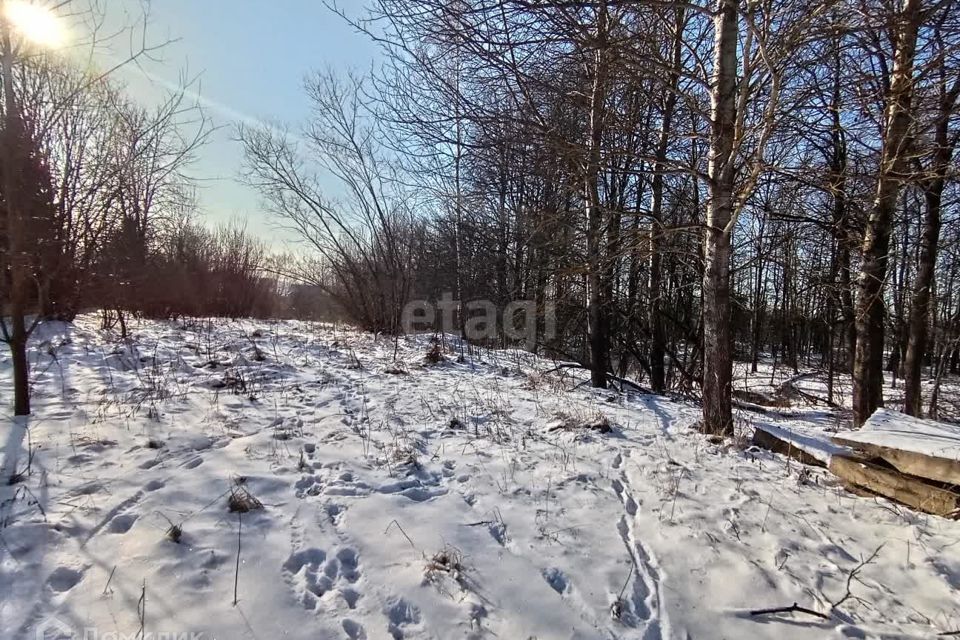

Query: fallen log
830;436;960;488
751;425;831;468
828;454;960;518
831;409;960;486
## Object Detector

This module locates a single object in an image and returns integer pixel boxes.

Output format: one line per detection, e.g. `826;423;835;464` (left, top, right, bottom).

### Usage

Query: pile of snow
842;408;960;461
0;315;958;639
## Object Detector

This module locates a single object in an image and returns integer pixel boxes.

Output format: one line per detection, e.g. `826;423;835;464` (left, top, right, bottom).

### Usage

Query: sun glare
5;1;66;48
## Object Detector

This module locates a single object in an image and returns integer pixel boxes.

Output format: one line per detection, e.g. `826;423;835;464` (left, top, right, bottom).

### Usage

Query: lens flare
5;1;66;48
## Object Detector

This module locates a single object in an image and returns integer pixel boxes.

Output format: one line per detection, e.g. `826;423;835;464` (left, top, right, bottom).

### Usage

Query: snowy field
2;315;959;639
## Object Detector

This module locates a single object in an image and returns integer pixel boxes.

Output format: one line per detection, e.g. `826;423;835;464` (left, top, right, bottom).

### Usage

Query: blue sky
108;1;379;245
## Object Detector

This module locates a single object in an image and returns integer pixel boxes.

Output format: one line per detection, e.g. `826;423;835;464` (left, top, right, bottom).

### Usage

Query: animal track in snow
384;596;421;639
295;468;371;499
282;546;362;612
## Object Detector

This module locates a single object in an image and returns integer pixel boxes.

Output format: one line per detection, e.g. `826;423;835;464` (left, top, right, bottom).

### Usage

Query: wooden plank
752;427;827;468
832;409;960;486
828;454;960;518
831;436;960;487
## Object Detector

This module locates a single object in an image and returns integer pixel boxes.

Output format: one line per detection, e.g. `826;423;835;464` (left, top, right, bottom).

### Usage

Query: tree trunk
852;0;921;427
750;217;766;374
10;320;29;416
887;215;911;381
903;64;960;416
701;0;738;436
903;184;942;415
585;1;610;389
648;8;685;394
649;223;666;393
1;28;31;416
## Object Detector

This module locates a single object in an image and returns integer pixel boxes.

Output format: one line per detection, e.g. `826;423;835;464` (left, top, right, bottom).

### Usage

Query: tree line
0;6;326;416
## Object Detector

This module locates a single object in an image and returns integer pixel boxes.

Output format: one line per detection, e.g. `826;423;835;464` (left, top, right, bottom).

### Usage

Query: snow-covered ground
2;315;959;639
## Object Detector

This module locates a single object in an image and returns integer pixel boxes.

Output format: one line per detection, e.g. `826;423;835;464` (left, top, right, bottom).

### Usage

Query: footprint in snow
325;502;347;525
297;469;371;499
342;619;367;640
106;513;138;534
611;479;638;516
384;597;421;640
47;566;84;593
377;478;446;502
541;567;568;594
295;474;324;498
283;546;363;611
488;521;507;546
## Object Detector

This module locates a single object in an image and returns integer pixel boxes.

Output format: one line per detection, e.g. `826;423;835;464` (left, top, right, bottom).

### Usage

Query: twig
384;519;418;553
102;565;117;595
617;564;635;602
830;544;884;610
137;580;146;640
233;511;242;606
749;602;830;620
610;564;635;620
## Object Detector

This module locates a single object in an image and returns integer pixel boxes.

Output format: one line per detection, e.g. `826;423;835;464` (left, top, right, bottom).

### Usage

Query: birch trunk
702;0;739;435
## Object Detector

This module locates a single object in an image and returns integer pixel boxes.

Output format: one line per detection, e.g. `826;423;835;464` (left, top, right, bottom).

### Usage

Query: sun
4;1;66;48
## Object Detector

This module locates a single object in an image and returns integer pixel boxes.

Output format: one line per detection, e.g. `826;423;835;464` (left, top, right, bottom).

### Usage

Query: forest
239;0;960;437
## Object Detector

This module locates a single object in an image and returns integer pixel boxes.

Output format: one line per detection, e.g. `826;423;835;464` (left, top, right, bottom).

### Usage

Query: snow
1;316;959;639
752;422;849;465
842;408;960;461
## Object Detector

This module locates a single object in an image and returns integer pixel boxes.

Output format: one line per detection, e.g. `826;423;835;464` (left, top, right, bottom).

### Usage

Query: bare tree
903;10;960;416
852;0;923;427
240;71;421;333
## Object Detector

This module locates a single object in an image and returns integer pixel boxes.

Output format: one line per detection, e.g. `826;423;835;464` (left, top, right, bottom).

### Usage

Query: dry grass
227;483;263;514
425;340;445;364
424;545;468;592
548;409;612;434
